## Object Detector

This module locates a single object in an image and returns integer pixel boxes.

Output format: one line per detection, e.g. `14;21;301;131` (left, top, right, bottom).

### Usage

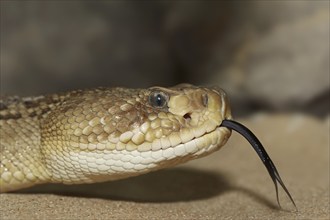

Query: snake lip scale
0;84;296;210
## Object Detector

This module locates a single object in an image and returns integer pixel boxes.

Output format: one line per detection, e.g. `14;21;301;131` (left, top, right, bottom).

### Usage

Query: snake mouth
172;125;232;158
220;119;297;210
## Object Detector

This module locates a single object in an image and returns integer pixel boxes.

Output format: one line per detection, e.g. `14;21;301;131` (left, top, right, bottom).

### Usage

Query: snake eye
149;91;167;108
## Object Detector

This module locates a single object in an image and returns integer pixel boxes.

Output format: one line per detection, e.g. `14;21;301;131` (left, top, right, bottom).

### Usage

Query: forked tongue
220;119;297;210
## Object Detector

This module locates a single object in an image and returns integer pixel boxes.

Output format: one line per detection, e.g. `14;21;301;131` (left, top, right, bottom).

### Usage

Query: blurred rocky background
1;2;329;219
1;1;329;117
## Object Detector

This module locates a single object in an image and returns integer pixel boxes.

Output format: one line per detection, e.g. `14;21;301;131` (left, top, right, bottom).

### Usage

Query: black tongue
220;119;297;210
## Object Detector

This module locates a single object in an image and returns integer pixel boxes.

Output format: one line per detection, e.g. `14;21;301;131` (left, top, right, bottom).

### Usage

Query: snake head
138;84;233;161
40;85;233;184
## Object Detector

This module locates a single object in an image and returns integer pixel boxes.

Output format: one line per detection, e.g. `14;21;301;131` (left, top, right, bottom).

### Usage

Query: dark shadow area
14;167;279;209
16;168;228;202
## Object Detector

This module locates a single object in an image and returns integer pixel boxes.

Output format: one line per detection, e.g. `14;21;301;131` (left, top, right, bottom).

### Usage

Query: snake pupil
156;94;163;106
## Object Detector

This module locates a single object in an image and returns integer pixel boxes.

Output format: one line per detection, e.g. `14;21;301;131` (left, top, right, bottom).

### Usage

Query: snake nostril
183;113;192;121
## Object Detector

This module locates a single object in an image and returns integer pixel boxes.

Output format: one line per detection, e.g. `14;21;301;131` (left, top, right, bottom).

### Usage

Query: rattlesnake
0;84;295;209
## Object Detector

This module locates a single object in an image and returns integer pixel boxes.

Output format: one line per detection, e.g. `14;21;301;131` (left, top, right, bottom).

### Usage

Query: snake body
0;84;232;193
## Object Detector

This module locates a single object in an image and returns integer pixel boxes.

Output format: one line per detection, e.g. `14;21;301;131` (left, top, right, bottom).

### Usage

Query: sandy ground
0;113;329;220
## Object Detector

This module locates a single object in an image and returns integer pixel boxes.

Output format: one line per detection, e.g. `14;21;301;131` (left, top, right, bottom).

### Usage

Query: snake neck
0;117;52;192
